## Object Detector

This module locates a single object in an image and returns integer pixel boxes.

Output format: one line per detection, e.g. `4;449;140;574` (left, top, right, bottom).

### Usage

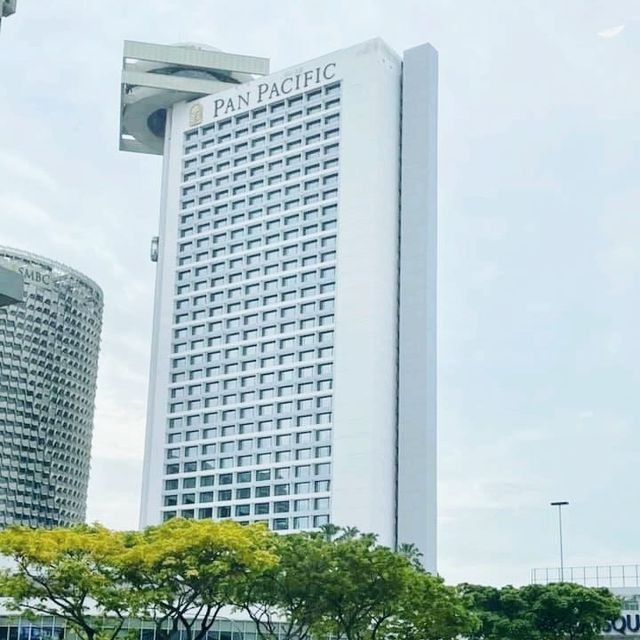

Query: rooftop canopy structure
119;41;270;155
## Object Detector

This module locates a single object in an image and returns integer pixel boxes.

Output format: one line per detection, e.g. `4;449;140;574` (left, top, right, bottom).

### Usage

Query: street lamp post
217;616;245;640
550;501;569;582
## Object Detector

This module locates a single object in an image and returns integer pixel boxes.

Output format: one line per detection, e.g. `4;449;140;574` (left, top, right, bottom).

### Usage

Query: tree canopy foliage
119;518;278;640
0;524;133;640
0;520;620;640
461;582;621;640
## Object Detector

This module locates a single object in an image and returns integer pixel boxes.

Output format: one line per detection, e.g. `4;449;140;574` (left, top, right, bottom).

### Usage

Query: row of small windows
178;264;336;301
173;322;335;350
182;187;339;217
164;493;330;515
183;168;339;205
163;460;329;480
166;442;332;461
178;218;337;259
175;280;335;315
174;302;333;329
167;410;330;436
171;358;333;382
169;397;332;423
175;269;335;308
179;224;335;254
176;288;336;324
169;382;331;412
162;511;329;531
177;316;335;338
165;461;330;480
195;112;339;149
164;465;330;488
175;312;333;348
165;415;333;443
171;387;332;411
174;293;335;330
171;336;333;364
176;306;334;347
163;419;333;444
172;358;333;382
171;384;332;409
167;406;331;439
173;331;333;359
166;425;330;444
169;390;333;417
177;238;336;271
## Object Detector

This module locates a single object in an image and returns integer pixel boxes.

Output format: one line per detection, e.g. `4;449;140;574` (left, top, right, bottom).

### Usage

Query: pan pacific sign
212;62;337;119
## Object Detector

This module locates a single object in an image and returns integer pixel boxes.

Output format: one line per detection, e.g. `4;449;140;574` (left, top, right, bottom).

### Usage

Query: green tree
312;529;418;640
0;524;135;640
461;584;537;640
119;518;278;640
396;542;425;570
462;582;621;640
232;532;331;640
382;573;478;640
523;583;620;640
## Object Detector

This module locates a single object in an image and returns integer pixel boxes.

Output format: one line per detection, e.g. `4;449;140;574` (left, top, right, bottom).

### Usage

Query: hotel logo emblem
189;103;203;126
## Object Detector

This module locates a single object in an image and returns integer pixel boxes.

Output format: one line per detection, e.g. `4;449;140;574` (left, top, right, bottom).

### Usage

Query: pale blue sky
1;0;638;585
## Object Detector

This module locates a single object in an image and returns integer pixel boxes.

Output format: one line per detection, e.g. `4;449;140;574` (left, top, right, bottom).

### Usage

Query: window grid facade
159;83;342;532
0;248;103;528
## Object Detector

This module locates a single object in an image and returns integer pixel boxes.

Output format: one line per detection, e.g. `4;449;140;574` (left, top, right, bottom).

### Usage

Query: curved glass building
0;247;103;527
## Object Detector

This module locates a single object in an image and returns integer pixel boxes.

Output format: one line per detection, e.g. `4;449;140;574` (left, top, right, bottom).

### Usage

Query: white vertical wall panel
397;43;438;571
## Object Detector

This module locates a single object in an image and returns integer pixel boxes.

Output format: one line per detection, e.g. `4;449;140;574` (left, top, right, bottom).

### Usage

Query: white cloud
598;24;625;38
0;193;55;229
0;152;59;191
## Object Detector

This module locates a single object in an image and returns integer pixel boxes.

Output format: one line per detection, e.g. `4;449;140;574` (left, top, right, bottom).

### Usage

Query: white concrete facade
130;38;437;570
397;43;439;571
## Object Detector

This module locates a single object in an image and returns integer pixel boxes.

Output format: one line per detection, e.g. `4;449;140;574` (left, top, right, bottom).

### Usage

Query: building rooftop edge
118;36;437;155
0;246;104;299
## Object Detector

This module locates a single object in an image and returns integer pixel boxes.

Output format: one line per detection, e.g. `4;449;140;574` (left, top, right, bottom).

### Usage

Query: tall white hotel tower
119;38;437;570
